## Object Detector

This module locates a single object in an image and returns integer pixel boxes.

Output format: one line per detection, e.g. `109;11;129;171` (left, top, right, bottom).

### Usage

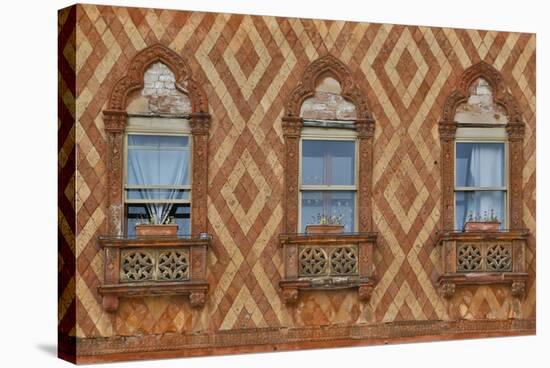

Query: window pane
126;189;190;201
456;143;504;187
302;140;355;185
126;203;190;236
455;191;505;230
127;135;189;186
301;191;355;232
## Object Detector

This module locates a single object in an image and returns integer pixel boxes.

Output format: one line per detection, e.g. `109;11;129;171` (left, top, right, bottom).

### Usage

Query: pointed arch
281;55;375;233
107;43;208;115
438;61;525;231
284;54;373;121
102;43;211;236
441;61;522;124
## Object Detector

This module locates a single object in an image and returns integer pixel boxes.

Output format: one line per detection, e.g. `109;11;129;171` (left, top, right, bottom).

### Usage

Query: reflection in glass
301;191;355;232
455;191;505;230
302;140;355;185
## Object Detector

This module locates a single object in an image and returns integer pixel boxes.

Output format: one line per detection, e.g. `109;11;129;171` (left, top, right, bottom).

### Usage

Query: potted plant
135;214;179;236
463;209;501;232
305;213;345;234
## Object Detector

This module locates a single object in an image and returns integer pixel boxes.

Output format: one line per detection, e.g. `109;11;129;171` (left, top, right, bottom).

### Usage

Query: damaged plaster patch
455;78;508;124
300;76;357;120
127;62;192;115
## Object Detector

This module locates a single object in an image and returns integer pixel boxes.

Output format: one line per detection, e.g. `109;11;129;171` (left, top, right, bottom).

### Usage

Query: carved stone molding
441;62;522;123
511;281;526;299
285;55;373;120
282;55;375;233
102;44;211;236
76;319;535;362
107;43;208;113
438;61;525;230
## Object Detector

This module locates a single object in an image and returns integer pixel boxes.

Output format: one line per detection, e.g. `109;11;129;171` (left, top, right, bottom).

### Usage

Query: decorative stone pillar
507;122;525;229
356;118;375;231
103;109;127;236
190;112;211;236
282;116;302;233
438;121;457;231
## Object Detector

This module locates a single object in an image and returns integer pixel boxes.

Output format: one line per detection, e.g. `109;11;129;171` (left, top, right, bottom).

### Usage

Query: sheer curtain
456;143;505;229
128;135;189;225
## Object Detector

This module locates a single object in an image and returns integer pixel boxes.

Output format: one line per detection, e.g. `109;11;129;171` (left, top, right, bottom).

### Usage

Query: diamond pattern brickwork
60;4;536;339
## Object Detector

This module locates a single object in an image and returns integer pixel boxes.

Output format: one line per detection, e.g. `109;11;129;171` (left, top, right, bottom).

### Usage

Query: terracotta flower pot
135;224;178;236
463;221;500;232
305;224;344;235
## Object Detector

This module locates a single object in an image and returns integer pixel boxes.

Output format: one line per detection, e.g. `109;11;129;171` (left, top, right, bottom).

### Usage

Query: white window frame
298;127;358;232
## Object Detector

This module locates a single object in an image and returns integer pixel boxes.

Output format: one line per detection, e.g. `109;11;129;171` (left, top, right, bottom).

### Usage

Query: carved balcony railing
98;235;210;312
279;232;377;304
436;229;529;299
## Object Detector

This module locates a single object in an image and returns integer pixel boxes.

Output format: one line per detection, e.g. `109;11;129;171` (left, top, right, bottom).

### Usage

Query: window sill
97;235;211;312
279;232;377;304
436;229;529;299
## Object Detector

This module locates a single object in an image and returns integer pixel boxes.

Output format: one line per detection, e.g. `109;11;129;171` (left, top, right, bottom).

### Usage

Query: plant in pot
135;214;179;236
305;213;345;235
463;209;501;232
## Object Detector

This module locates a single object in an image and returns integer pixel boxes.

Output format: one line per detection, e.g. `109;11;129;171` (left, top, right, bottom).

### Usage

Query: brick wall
63;3;535;350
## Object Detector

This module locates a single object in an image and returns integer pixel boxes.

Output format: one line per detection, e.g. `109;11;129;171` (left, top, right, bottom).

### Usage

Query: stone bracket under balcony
97;235;211;312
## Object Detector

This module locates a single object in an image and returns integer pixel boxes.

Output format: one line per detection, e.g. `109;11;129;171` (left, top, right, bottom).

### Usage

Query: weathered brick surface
59;3;536;349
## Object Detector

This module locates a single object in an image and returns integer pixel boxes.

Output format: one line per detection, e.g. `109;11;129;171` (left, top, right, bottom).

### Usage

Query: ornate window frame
99;44;211;311
437;62;528;299
279;55;377;303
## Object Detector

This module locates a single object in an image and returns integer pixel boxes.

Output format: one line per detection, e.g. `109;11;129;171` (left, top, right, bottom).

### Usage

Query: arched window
124;61;193;237
279;55;377;304
99;44;211;312
437;62;528;300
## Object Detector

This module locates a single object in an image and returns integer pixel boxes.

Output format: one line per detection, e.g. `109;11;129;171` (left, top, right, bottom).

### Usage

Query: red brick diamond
233;170;259;213
235;35;259;79
395;49;418;89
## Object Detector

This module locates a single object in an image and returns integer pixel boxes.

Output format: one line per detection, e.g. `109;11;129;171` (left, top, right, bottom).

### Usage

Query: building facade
58;4;536;363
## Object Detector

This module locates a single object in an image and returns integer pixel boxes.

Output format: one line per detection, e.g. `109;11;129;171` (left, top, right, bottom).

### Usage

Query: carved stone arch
281;55;375;233
284;54;373;121
103;43;211;236
438;61;525;230
441;61;523;124
107;43;208;115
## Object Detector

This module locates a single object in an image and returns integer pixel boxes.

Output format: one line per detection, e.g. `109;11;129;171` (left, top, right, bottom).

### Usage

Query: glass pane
126;203;191;236
126;189;190;201
456;143;504;187
300;191;355;232
455;191;505;230
302;140;355;185
127;135;189;186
